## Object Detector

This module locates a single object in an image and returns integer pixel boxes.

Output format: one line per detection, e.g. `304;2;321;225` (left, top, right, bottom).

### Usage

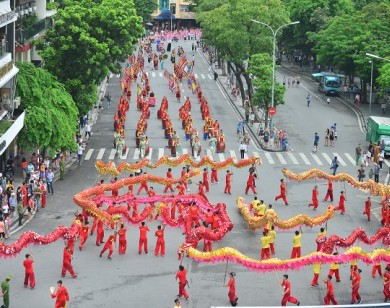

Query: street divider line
206;149;213;159
201;74;205;79
218;153;225;162
147;148;153;160
229;150;237;162
158;148;165;160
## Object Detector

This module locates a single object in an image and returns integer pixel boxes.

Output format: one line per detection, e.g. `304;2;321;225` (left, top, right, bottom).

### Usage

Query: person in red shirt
336;191;346;215
211;167;218;184
363;196;371;221
176;181;186;196
111;177;118;197
180;167;188;191
164;168;174;193
205;209;213;226
202;222;213;252
323;180;333;202
308;185;319;209
51;280;70;308
275;179;288;205
384;266;390;302
188;202;200;228
23;254;35;289
90;216;98;236
196;181;208;202
212;214;220;230
202;168;209;192
170;198;177;220
79;221;89;251
224;170;233;194
128;174;134;194
351;268;362;304
323;275;338;305
224;272;238;306
154;225;165;256
66;237;75;255
40;181;47;208
138;221;150;254
61;246;77;278
100;232;117;259
372;261;382;278
22;182;28;207
148;186;156;207
95;219;105;246
245;172;257;195
137;173;149;195
281;274;299;306
175;265;189;300
118;224;128;254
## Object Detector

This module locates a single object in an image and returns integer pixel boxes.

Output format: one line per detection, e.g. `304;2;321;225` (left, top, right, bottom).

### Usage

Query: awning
0;3;17;29
0;111;25;156
156;8;175;20
0;65;19;88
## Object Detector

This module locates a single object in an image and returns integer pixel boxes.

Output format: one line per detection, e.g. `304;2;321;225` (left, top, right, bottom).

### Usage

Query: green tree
36;0;144;114
377;63;390;94
248;53;286;128
16;62;78;152
133;0;158;22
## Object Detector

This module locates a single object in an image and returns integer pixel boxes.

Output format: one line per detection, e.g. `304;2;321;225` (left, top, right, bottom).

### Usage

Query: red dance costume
275;182;288;205
51;285;70;308
154;228;165;256
23;258;35;288
61;248;77;278
176;269;189;299
118;228;128;254
138;225;150;254
100;234;116;258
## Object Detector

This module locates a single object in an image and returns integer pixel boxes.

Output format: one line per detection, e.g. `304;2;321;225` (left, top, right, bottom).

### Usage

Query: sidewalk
7;78;108;236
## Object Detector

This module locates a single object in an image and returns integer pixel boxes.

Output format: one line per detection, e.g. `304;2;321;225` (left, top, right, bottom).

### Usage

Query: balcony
178;11;196;19
15;17;53;45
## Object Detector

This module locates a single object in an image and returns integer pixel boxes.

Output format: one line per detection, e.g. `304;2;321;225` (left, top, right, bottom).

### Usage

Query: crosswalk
82;147;386;168
145;71;213;80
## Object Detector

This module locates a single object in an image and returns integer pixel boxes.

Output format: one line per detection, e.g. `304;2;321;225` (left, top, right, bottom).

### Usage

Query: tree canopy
133;0;158;22
16;62;78;152
36;0;144;114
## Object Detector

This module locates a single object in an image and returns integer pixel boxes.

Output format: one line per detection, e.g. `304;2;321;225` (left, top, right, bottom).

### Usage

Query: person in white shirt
84;123;92;139
239;141;247;159
77;144;84;165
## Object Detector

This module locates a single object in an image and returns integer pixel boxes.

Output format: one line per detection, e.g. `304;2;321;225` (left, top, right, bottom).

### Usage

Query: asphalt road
0;39;386;308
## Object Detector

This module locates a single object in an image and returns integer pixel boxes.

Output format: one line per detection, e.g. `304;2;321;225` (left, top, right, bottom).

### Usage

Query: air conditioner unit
14;97;21;109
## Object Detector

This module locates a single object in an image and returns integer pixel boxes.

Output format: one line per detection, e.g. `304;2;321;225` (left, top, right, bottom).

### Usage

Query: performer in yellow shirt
268;226;276;255
316;227;327;252
264;204;277;233
328;252;341;282
311;263;321;287
256;200;266;217
260;231;271;260
250;197;260;214
291;230;302;259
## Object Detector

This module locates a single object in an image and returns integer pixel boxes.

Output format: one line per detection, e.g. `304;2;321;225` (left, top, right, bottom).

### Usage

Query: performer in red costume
308;185;319;209
335;191;346;214
224;272;238;306
351;269;362;304
163;168;174;193
61;245;77;278
118;224;128;254
51;280;70;308
224;170;233;194
363;196;371;221
323;276;338;305
202;168;209;192
175;265;189;300
323;180;333;202
211;167;219;183
281;275;299;306
245;172;257;195
100;232;117;260
154;225;165;256
275;179;288;205
95;219;104;246
196;181;208;202
136;173;149;195
23;254;35;289
138;221;150;254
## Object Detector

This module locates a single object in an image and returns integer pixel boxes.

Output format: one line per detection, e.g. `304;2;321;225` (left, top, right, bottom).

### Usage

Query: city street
0;39;386;308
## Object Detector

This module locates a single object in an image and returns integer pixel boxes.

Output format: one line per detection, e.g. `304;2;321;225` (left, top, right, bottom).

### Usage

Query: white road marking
96;148;105;160
145;72;149;77
310;153;323;165
344;153;356;165
287;152;299;164
159;72;163;77
152;72;156;77
147;148;153;160
384;160;390;167
244;152;248;159
158;148;165;160
133;148;140;160
299;153;311;165
182;148;188;155
229;150;237;161
194;73;198;79
201;74;205;79
84;149;94;161
206;149;213;158
321;153;332;165
120;147;129;159
333;153;346;166
218;153;225;162
208;74;212;79
276;153;287;165
264;152;275;164
108;149;116;160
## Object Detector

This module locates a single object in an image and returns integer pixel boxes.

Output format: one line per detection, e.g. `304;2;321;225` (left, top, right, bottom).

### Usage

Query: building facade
152;0;196;30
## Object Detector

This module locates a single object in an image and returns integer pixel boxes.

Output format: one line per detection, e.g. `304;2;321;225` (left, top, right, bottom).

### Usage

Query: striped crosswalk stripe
147;148;153;160
244;152;248;159
158;148;165;160
229;150;237;161
276;153;287;165
84;149;94;161
321;153;332;165
287;152;299;164
264;152;275;164
384;160;390;167
218;153;225;162
206;149;213;158
133;148;140;160
152;72;156;77
208;75;212;79
201;74;205;79
120;147;129;160
159;72;163;77
182;148;188;155
344;153;356;165
194;73;198;79
96;149;105;160
299;153;310;165
333;153;346;166
108;149;116;160
310;153;323;165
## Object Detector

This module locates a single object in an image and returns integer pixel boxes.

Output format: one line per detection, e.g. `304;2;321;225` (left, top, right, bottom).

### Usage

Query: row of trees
195;0;390;123
17;0;156;152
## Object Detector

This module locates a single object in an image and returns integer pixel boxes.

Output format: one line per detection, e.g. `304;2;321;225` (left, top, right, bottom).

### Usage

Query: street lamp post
366;53;390;116
251;19;299;127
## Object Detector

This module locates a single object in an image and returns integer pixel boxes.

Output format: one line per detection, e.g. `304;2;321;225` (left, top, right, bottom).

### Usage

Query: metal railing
15;17;53;44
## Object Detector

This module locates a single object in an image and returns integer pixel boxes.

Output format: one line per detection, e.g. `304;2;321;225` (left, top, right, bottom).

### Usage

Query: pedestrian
16;197;24;227
355;144;362;166
311;263;321;287
363;196;371;221
175;265;189;300
291;230;302;259
105;92;111;109
46;168;54;195
61;245;77;278
239;141;247;159
357;165;365;182
351;268;362;304
330;156;339;175
77;143;84;165
174;298;181;308
50;280;70;308
118;223;127;254
312;132;319;152
306;93;311;107
155;225;165;257
379;150;385;170
329;129;335;147
100;231;117;260
138;221;149;254
382;103;387;114
328;252;341;282
260;231;271;260
281;274;300;306
275;179;288;205
384;266;390;302
245;172;257;195
78;221;89;251
84;122;92;139
372;261;382;278
335;191;346;215
249;112;255;126
163;168;174;193
224;272;238;306
326;98;330;104
323;275;338;305
374;163;380;183
23;254;35;289
323;180;333;202
224;170;233;194
0;275;11;308
308;185;319;209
